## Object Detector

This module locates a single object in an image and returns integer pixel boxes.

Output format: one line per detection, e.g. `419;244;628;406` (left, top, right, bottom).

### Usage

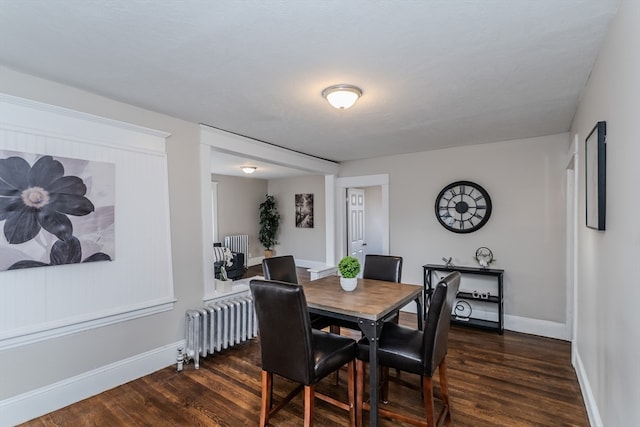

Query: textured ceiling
0;0;619;163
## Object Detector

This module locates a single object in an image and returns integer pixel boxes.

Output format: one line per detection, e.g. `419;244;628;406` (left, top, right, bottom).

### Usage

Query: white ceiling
0;0;620;170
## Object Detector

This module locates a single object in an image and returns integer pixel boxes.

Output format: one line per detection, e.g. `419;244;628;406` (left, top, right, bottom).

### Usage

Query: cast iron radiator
185;295;257;369
224;234;249;268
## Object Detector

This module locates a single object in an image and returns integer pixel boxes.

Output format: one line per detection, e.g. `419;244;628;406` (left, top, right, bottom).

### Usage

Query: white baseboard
0;340;185;427
504;314;569;340
247;256;263;267
399;307;569;341
574;348;603;427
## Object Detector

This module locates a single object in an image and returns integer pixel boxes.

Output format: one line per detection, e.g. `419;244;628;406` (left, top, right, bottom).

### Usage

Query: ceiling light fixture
241;166;257;174
322;84;362;110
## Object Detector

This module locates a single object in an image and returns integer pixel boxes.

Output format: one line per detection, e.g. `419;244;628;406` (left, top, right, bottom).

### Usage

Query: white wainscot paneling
0;95;175;350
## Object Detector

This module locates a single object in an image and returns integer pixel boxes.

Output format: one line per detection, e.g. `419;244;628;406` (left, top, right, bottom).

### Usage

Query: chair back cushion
422;271;461;376
262;255;299;284
250;279;314;383
362;254;403;282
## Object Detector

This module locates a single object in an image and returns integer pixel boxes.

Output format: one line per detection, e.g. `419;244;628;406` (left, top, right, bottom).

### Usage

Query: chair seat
312;330;358;382
357;321;424;376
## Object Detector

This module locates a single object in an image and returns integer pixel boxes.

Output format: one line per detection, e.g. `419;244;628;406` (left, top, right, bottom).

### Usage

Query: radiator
185;295;257;369
224;234;248;268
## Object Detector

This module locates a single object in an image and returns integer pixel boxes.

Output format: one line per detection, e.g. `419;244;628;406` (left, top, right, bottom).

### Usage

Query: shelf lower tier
456;292;501;303
451;316;503;334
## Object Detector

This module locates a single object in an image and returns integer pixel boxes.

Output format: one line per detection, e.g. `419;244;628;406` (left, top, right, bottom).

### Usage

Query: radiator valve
176;347;184;372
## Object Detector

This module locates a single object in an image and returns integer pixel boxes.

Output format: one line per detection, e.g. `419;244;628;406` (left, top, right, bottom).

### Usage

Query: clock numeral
474;195;485;202
476;205;487;210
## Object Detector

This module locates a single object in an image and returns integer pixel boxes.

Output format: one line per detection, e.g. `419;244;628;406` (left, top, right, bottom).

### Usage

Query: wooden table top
301;275;422;321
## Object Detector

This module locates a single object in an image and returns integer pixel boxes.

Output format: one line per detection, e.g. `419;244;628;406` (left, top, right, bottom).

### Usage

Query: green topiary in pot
338;256;361;278
338;256;361;291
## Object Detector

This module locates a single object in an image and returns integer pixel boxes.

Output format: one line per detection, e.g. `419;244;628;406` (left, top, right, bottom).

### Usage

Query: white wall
570;0;639;425
339;133;570;335
0;67;204;425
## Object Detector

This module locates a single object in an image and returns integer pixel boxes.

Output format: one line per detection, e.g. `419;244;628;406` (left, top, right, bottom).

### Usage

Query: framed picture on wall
295;193;314;228
585;121;606;231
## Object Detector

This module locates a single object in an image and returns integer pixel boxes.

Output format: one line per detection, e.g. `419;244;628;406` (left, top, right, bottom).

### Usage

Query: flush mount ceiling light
241;166;257;174
322;84;362;109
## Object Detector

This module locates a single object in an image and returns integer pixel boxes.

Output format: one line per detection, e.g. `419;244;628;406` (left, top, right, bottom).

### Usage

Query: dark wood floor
21;266;589;426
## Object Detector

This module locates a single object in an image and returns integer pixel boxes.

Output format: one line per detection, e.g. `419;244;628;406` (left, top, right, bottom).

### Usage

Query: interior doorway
336;174;389;262
347;188;366;268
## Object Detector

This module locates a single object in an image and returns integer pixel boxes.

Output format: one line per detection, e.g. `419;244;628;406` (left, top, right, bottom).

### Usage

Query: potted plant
259;194;281;258
338;256;361;291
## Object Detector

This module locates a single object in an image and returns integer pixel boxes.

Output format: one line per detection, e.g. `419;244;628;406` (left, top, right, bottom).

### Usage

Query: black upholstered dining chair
362;254;403;282
355;271;461;427
261;255;334;330
363;254;423;330
250;279;358;427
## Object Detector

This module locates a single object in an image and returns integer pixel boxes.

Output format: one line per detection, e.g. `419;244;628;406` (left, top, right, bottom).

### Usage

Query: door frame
566;134;579;355
335;174;389;262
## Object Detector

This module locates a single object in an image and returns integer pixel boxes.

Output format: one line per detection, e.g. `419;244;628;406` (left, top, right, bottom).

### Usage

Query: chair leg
347;360;357;427
331;325;341;385
439;357;452;426
304;384;315;427
260;370;272;427
381;366;390;404
356;359;365;427
422;375;436;427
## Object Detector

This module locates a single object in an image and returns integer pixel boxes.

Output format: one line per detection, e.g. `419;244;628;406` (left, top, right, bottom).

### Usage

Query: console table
423;264;504;334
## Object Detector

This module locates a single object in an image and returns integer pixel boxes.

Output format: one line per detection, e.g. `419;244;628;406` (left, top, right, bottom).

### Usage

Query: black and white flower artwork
0;150;115;271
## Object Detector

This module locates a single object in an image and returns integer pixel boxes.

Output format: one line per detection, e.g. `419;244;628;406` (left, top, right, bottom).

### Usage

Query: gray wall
339;133;570;326
570;0;639;425
267;175;326;263
212;174;267;262
364;186;384;255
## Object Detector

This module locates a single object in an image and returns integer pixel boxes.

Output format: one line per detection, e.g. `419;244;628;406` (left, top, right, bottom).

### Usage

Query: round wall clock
435;181;492;233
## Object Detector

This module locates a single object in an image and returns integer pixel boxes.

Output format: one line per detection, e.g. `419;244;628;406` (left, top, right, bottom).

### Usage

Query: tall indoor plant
258;194;281;257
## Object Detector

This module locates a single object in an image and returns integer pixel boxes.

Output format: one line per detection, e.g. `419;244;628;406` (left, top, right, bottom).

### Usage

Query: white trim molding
504;314;569;341
0;300;175;351
574;349;604;427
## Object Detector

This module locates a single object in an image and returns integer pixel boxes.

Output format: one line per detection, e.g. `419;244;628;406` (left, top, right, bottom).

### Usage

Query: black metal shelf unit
423;264;504;334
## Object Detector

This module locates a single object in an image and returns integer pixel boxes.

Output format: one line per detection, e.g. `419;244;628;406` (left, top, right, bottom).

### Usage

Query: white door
347;188;366;270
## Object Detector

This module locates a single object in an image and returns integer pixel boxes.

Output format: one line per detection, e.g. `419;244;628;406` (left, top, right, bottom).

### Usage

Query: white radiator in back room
224;234;248;268
185;294;257;369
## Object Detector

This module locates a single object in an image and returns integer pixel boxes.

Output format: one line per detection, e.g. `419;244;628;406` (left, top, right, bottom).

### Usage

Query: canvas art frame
295;193;314;228
585;121;606;231
0;150;115;270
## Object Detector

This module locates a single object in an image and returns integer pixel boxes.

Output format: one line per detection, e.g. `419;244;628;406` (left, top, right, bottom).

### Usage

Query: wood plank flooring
20;266;588;426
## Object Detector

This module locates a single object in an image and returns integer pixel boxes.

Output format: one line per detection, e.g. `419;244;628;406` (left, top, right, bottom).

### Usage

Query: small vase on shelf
216;266;233;293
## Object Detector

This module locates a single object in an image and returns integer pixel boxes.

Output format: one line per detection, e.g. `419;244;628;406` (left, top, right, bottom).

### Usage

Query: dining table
301;275;422;427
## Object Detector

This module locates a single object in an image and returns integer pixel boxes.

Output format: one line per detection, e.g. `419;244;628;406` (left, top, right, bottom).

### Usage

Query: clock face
435;181;492;233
